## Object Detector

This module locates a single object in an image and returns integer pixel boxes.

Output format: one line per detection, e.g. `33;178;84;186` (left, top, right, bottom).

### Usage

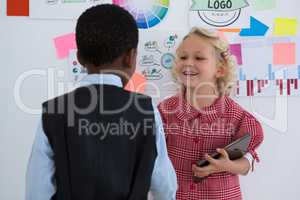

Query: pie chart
113;0;169;29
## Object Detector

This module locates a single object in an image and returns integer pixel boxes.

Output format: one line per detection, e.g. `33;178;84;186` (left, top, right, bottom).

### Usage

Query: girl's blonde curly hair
172;27;236;96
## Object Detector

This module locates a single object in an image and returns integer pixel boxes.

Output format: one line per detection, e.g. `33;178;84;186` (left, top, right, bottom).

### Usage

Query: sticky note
125;72;146;94
273;18;298;36
53;33;77;59
252;0;276;11
7;0;29;16
273;43;296;65
229;44;243;65
218;29;241;33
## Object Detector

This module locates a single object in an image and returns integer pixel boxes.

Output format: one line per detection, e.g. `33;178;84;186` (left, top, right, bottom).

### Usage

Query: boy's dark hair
76;4;138;66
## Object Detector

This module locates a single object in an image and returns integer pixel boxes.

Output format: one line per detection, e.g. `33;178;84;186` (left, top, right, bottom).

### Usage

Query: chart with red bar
236;61;300;96
236;79;300;96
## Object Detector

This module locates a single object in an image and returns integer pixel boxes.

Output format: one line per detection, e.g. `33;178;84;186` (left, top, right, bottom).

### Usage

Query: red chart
236;79;299;96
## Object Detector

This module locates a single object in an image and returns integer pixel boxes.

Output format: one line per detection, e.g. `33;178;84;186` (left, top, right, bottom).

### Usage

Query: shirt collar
78;74;123;88
175;92;227;122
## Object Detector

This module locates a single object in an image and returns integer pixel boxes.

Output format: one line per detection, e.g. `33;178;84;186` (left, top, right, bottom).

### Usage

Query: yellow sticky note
274;18;298;36
125;72;146;93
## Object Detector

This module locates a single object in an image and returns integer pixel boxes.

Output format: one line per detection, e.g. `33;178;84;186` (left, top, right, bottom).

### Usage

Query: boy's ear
76;50;85;66
122;48;137;68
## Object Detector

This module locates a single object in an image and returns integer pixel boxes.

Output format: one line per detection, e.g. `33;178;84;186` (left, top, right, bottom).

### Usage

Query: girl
158;28;264;200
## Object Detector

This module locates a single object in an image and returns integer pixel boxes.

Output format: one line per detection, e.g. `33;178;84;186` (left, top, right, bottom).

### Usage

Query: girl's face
174;34;222;91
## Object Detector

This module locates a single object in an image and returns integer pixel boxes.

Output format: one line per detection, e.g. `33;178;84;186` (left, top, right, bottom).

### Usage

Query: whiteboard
1;0;300;200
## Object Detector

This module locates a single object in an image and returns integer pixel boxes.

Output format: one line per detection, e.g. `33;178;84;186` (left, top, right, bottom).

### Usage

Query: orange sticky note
125;72;146;94
54;33;77;59
273;43;296;65
218;28;241;33
7;0;29;16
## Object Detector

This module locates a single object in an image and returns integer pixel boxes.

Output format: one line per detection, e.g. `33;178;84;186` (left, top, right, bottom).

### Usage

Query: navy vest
42;84;157;200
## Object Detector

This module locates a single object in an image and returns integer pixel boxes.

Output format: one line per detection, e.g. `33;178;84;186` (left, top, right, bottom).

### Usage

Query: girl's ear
216;65;226;78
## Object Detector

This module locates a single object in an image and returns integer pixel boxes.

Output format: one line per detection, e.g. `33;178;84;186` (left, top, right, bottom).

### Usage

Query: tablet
193;133;251;182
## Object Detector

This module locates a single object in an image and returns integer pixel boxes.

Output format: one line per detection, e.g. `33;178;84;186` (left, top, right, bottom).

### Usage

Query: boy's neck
85;64;132;87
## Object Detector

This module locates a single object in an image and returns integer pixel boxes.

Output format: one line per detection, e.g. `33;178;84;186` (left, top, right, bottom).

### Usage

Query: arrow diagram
239;16;269;36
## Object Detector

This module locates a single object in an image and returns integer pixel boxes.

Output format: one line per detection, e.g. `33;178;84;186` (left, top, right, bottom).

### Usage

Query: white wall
0;0;300;199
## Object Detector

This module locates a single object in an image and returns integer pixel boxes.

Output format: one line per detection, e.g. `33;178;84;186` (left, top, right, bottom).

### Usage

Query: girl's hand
192;148;234;178
192;148;251;177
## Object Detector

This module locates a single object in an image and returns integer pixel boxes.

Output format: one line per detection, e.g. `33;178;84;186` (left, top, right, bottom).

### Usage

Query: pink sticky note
125;72;146;93
273;43;296;65
54;33;77;59
229;44;243;65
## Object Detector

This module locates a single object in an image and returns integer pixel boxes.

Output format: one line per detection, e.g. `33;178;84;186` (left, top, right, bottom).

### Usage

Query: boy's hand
192;148;233;178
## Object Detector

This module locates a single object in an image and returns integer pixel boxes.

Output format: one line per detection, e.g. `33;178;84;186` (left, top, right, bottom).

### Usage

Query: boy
25;4;177;200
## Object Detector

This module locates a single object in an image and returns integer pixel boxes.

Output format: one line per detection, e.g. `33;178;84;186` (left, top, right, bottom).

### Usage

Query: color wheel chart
113;0;169;29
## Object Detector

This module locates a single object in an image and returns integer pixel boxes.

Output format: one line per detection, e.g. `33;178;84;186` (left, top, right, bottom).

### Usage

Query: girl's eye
179;56;187;60
196;57;205;60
